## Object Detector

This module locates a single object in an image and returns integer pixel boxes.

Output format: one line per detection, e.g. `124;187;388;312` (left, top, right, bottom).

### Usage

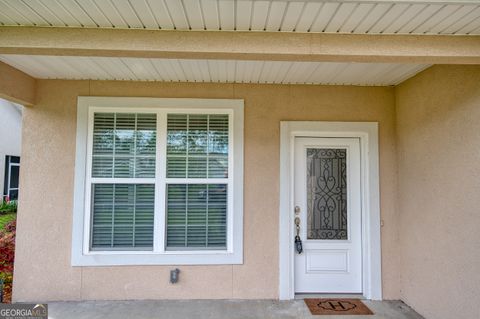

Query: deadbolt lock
294;206;300;214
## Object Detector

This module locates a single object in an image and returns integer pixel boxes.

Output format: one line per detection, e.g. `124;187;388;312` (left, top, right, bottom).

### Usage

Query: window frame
72;97;244;266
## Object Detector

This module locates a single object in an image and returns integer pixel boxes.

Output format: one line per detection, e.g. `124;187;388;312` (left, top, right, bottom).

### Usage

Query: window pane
166;114;187;155
92;113;156;178
166;184;227;250
9;165;19;189
188;115;208;155
91;184;154;250
93;113;114;156
167;114;229;178
92;157;113;177
114;113;136;156
307;148;348;240
9;156;20;164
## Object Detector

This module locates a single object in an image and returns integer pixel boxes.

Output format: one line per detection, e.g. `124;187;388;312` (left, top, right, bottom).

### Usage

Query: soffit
0;54;430;85
0;0;478;35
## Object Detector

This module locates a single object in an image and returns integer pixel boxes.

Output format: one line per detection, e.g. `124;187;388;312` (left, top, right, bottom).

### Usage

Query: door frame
279;121;382;300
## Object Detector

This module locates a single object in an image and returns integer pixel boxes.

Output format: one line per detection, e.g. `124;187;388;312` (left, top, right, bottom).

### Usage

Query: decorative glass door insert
306;148;347;240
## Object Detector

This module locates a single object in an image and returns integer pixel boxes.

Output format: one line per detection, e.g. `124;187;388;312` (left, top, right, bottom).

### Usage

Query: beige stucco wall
13;80;400;301
395;65;480;319
0;61;36;106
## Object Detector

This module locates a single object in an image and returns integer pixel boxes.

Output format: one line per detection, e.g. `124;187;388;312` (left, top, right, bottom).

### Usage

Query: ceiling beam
0;61;36;106
0;26;479;64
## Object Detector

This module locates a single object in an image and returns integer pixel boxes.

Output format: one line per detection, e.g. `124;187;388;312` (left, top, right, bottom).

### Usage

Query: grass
0;213;16;231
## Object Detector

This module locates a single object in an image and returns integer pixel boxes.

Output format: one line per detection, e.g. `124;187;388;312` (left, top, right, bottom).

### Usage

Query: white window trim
278;121;382;300
72;97;244;266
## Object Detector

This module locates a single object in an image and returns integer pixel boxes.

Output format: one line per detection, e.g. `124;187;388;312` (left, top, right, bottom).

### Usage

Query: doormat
305;299;373;315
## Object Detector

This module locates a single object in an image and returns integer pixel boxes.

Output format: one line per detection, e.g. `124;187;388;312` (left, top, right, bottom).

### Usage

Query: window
3;155;20;200
72;97;243;266
90;113;156;250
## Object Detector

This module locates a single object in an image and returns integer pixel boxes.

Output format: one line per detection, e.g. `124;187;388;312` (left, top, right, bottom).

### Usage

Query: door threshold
294;293;365;300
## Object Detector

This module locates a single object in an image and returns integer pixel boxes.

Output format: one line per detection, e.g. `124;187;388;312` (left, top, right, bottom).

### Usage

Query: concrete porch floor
47;299;423;319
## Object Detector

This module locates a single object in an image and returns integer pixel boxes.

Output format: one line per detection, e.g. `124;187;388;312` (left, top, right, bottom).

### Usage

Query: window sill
71;250;243;266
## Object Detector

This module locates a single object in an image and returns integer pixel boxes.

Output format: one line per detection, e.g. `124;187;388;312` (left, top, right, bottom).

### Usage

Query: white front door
294;137;362;293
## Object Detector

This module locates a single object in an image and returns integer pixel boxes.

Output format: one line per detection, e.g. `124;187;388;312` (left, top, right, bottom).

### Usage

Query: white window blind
166;114;229;249
92;113;156;178
90;112;156;250
89;112;230;251
166;114;229;178
91;184;154;249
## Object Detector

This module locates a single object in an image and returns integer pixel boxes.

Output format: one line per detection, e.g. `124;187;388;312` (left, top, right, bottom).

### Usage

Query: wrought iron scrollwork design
306;148;347;240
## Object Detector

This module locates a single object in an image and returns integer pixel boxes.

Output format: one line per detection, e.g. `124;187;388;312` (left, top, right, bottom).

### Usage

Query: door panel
306;249;349;273
294;137;362;293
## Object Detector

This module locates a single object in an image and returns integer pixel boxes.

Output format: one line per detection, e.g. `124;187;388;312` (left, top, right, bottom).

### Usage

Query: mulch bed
2;282;12;303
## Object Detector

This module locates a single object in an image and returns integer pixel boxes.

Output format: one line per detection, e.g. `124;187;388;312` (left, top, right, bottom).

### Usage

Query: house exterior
0;98;22;200
0;1;479;319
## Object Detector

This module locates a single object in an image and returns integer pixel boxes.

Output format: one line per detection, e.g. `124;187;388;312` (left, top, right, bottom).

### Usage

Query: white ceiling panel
353;3;393;33
236;0;253;30
324;2;357;33
0;54;431;86
54;0;98;27
219;0;235;30
280;1;305;31
250;0;270;29
367;3;409;33
294;2;322;32
310;2;340;32
145;0;174;29
0;0;478;34
337;3;373;32
396;4;444;33
411;4;462;33
265;1;287;31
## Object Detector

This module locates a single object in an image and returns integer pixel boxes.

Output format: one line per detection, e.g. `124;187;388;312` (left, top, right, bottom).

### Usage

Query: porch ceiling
0;0;479;35
0;1;477;87
0;54;430;86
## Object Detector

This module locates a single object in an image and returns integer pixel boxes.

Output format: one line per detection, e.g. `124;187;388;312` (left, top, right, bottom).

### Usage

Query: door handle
294;217;303;254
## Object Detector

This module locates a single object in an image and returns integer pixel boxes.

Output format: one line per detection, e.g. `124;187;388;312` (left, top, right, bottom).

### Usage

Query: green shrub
0;198;17;214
